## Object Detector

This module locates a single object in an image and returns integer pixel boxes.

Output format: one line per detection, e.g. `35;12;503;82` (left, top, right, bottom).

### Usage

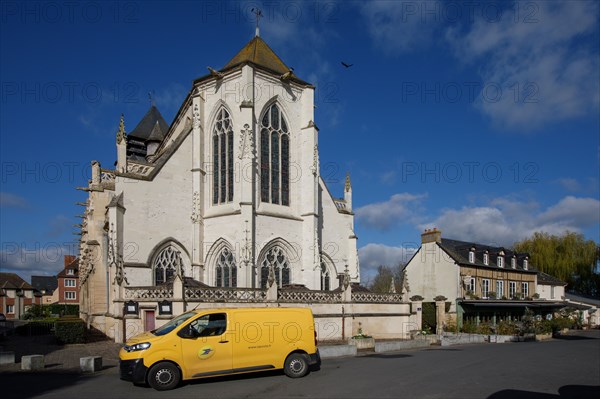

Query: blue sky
1;0;599;283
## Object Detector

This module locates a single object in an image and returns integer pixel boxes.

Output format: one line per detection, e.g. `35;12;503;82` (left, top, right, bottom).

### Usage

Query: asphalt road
3;331;599;399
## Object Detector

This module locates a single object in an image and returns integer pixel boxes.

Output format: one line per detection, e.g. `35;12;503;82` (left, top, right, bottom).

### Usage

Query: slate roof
0;273;34;290
128;105;169;140
57;258;79;278
31;276;58;294
438;238;537;274
537;271;567;286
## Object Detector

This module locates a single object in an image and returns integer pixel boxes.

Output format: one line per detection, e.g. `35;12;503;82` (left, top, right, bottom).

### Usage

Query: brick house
57;255;79;304
0;273;42;319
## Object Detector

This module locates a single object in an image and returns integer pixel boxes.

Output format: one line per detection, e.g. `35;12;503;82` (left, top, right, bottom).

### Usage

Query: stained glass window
259;246;290;288
213;108;234;204
215;248;237;288
260;104;290;205
154;246;183;285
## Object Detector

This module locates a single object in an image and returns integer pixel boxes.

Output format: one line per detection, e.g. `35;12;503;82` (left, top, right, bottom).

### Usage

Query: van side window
191;313;227;337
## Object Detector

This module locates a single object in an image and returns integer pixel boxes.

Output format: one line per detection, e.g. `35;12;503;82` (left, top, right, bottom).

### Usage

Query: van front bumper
119;359;148;384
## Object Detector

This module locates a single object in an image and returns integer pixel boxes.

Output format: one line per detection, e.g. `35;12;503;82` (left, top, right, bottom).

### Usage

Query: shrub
497;320;520;335
461;321;477;334
476;323;494;335
535;320;552;334
55;319;85;344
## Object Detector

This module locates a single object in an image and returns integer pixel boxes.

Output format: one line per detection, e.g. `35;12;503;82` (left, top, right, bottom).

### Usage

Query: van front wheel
148;362;180;391
284;353;309;378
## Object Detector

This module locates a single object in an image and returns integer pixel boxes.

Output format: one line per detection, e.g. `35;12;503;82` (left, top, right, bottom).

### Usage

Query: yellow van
119;307;320;390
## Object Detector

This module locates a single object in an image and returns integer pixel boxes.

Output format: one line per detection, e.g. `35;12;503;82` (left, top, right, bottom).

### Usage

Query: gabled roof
0;273;34;290
31;276;58;293
223;36;291;76
438;238;536;274
537;271;567;286
193;35;311;87
128;105;169;141
58;259;79;278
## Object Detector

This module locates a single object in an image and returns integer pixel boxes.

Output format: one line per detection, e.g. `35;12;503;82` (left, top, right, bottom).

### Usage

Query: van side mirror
177;325;197;339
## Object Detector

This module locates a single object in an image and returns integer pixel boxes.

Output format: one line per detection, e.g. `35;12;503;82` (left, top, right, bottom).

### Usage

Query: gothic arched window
320;262;330;291
213;108;234;204
215;248;237;288
260;246;290;288
154;246;183;285
260;104;289;206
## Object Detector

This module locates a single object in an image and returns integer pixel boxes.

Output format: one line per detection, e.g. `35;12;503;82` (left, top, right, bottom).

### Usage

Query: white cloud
446;1;600;130
358;243;418;284
421;195;600;247
355;193;427;230
0;244;72;283
0;192;29;208
556;177;599;193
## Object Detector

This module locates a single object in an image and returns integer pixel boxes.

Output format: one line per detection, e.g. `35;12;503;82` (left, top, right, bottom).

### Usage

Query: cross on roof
251;8;263;37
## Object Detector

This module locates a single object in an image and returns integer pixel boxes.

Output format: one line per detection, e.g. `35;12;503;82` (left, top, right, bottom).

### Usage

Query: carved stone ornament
238;124;254;160
313;228;320;270
116;114;126;145
108;223;128;286
193;104;201;130
310;144;319;175
190;191;202;224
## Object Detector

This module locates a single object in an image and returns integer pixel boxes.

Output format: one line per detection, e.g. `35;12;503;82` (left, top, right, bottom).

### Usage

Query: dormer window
483;252;489;265
468;251;475;263
66;269;74;276
523;258;528;270
511;257;516;269
497;256;504;268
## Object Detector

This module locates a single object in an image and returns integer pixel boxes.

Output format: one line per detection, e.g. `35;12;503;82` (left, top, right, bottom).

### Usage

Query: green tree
369;263;406;293
513;231;598;296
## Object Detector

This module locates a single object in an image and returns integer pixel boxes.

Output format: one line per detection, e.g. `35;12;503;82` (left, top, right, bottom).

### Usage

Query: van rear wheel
148;362;180;391
284;353;309;378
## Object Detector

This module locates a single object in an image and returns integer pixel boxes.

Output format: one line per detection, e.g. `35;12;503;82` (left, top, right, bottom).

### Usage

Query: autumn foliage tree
513;231;599;297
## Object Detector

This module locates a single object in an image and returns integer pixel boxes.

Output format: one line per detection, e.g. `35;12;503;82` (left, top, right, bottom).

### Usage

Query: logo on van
198;345;215;360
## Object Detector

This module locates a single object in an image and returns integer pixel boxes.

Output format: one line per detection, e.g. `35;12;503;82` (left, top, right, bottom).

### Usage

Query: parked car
0;313;6;321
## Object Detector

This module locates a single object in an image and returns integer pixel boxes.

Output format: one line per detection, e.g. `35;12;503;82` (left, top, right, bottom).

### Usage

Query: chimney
421;228;442;244
64;255;76;267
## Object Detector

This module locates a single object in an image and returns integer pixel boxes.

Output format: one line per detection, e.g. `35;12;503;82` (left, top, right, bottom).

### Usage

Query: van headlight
124;342;151;352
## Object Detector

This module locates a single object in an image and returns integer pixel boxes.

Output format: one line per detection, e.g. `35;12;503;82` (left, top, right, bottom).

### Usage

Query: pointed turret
126;105;169;162
116;114;127;173
344;172;352;211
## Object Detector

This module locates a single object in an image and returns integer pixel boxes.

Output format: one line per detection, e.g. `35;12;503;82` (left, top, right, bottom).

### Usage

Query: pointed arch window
260;104;290;206
154;245;183;285
260;246;290;288
215;248;237;288
320;262;330;291
213;108;234;204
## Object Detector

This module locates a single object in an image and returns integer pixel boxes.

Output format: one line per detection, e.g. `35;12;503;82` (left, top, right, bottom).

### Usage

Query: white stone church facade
77;34;411;343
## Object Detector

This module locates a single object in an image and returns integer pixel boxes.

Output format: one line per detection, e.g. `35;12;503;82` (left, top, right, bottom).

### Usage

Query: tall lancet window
215;248;237;288
260;104;290;205
154;245;183;285
260;246;290;288
320;262;330;291
213;108;234;204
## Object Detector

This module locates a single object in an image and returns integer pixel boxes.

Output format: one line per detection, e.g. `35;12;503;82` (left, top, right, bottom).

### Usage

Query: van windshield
152;311;196;336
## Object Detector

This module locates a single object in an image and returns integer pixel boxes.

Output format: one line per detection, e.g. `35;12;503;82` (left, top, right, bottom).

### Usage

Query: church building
76;32;386;342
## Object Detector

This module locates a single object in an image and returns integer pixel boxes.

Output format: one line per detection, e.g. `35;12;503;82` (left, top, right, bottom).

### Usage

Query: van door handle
219;340;229;343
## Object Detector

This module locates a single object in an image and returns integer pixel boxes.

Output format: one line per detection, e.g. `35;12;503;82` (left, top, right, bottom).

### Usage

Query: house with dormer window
403;228;566;329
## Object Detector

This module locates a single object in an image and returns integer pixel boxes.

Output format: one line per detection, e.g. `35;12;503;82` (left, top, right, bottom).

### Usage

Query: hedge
55;319;86;344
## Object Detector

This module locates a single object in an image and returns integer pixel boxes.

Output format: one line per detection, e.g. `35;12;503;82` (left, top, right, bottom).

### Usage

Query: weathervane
251;8;263;37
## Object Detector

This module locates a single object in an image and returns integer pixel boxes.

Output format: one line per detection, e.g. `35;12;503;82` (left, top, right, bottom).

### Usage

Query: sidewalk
0;335;122;372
